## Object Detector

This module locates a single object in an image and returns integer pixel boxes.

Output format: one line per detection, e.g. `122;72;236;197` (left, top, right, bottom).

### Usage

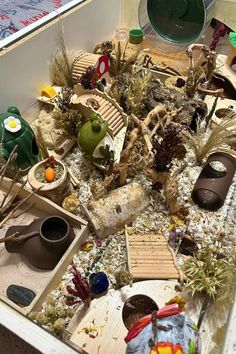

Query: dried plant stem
13;203;36;219
197;83;223;96
49;19;74;87
35;126;49;159
182;113;236;164
0;169;20;209
146;168;181;214
0;231;38;244
0;232;19;244
119;106;167;186
0;145;18;188
1;179;28;217
0;187;41;228
131;114;153;154
185;44;217;98
197;296;210;329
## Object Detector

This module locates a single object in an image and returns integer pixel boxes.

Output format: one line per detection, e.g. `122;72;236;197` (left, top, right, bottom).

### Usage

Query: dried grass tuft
126;69;152;117
49;21;75;87
34;126;49;159
183;243;236;302
181;112;236;164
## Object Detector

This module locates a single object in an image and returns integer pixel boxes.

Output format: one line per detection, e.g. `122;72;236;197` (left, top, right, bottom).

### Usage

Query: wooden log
81;182;149;238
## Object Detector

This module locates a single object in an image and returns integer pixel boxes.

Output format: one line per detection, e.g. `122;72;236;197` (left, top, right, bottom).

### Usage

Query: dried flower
53;88;84;136
165;295;186;310
45;156;56;168
169;230;184;243
152;126;182;172
79;66;98;89
66;265;91;305
175;78;186;88
55;86;73;113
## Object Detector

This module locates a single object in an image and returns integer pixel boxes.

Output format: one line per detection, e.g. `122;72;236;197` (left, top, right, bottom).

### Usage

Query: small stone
7;284;36;307
89;272;109;295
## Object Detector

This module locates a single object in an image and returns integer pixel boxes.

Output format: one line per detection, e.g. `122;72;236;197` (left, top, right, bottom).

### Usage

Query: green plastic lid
139;0;215;48
229;32;236;48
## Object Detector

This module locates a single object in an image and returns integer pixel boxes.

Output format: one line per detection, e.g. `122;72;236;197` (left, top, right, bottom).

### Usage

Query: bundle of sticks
0;145;41;240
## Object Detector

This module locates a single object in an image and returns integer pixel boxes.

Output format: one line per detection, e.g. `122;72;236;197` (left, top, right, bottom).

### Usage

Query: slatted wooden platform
126;233;181;280
72;88;128;137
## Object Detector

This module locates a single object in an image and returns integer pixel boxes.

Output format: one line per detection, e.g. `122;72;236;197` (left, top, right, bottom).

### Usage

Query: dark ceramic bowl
129;29;144;44
5;215;75;270
122;294;158;330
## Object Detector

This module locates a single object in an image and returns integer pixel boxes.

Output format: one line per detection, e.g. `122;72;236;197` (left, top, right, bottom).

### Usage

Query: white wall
215;0;236;31
0;0;121;114
121;0;139;29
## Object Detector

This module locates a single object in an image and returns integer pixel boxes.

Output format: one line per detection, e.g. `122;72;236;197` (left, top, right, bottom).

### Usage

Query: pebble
7;285;36;307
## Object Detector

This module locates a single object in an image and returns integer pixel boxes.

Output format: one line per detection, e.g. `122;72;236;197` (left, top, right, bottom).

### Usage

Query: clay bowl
27;158;71;205
5;215;75;270
122;294;159;330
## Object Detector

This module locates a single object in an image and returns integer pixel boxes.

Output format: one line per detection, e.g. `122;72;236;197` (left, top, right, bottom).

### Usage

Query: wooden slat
126;233;180;280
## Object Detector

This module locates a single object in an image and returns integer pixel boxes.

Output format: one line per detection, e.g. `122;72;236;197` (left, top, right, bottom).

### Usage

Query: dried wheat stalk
181;112;236;164
49;20;75;87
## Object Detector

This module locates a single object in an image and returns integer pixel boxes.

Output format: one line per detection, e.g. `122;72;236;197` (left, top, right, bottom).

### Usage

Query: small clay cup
27;159;71;205
5;216;75;270
122;294;159;330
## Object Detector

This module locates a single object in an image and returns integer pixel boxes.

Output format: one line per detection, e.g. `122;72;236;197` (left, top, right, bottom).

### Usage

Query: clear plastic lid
139;0;215;51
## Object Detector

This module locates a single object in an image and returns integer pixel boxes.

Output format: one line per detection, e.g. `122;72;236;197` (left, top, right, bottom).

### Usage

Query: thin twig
0;169;20;209
0;145;18;187
12;203;36;219
1;179;28;215
0;232;19;243
0;187;42;228
0;230;38;244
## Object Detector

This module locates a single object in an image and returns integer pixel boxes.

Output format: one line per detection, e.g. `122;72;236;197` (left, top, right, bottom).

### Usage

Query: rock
89;272;109;295
7;284;36;307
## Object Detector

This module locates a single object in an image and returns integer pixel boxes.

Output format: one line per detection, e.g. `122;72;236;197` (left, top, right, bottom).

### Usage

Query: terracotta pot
27;159;71;205
5;216;75;270
122;294;159;330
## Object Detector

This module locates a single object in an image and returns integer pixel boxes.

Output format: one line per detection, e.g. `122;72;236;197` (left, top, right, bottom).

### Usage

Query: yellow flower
171;215;185;227
165;295;186;310
4;116;21;133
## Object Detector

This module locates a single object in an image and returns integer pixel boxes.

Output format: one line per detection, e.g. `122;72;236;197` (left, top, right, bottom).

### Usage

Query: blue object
89;272;109;295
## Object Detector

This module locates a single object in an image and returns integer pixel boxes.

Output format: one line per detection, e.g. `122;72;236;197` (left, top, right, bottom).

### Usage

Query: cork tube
192;152;236;210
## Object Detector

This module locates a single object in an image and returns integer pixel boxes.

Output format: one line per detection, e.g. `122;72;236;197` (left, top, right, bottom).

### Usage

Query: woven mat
0;0;72;40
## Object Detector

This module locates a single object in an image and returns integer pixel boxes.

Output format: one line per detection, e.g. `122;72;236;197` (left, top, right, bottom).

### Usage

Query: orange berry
44;167;55;182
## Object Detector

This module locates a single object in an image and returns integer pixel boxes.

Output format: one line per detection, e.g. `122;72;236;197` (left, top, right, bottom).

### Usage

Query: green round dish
129;29;144;44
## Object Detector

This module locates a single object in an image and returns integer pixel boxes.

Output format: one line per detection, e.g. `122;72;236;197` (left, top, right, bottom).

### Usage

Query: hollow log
81;182;149;238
